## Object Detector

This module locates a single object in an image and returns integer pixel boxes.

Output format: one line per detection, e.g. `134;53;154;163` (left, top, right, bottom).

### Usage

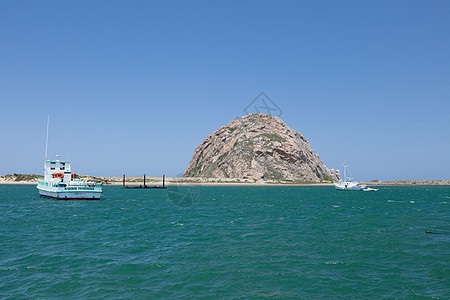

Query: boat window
60;167;65;170
50;167;55;170
51;162;55;164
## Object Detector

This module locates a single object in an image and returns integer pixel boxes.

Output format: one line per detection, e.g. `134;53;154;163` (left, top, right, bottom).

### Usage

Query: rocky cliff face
184;113;339;181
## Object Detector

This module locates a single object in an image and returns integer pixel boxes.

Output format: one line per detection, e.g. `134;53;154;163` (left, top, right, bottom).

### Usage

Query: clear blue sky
1;0;449;181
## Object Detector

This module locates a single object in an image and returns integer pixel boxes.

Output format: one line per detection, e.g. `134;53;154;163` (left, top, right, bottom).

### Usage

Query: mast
343;164;347;182
44;115;49;170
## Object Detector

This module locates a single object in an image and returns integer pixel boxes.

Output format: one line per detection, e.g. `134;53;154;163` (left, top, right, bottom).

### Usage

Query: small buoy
426;231;450;235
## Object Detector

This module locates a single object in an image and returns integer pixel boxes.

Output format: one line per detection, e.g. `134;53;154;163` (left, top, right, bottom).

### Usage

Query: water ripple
0;185;449;298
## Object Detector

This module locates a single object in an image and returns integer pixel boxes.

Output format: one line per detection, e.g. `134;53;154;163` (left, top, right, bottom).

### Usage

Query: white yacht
334;180;367;191
37;157;102;200
334;164;376;191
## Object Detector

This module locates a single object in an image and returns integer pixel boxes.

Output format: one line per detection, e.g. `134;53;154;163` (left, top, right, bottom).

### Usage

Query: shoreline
1;178;449;186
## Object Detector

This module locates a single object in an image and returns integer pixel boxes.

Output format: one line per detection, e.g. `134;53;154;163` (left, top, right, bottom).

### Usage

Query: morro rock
184;113;338;181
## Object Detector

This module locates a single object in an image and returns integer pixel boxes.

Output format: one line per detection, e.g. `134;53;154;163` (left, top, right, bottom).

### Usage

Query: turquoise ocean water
1;185;449;299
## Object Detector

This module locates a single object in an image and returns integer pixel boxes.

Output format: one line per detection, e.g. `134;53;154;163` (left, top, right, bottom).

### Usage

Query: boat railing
87;183;102;188
38;178;102;188
37;178;59;188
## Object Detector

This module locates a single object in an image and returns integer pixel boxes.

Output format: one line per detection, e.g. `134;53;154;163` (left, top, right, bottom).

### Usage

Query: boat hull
334;182;367;191
37;187;102;200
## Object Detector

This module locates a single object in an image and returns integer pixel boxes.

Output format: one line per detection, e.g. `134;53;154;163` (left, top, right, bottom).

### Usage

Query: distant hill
184;113;339;181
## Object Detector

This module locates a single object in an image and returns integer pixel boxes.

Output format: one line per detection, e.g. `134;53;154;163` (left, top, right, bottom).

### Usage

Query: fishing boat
334;164;377;191
36;117;102;200
37;157;102;200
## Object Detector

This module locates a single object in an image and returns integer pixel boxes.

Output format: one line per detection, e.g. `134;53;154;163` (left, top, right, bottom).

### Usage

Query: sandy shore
360;180;450;186
116;181;334;187
0;181;39;185
1;177;449;186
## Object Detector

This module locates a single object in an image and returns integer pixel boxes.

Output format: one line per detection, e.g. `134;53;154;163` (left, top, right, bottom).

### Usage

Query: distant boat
334;164;378;191
36;116;102;200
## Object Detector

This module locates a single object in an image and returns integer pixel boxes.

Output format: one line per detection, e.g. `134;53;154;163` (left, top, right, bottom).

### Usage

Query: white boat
37;157;102;200
334;164;377;191
334;180;366;191
36;116;102;200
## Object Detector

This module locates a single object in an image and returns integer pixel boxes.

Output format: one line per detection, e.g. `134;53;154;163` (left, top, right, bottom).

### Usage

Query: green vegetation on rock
259;133;286;143
323;175;334;182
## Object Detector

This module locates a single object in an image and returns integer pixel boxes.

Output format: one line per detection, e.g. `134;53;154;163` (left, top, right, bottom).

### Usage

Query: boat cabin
44;159;73;183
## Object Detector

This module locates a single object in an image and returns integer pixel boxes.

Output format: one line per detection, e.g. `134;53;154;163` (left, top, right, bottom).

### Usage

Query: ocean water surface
0;185;449;299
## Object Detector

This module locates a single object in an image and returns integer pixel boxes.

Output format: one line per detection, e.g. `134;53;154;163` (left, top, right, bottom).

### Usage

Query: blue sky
1;0;449;181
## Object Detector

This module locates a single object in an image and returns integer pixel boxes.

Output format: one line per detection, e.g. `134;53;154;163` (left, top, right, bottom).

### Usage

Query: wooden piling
121;172;166;189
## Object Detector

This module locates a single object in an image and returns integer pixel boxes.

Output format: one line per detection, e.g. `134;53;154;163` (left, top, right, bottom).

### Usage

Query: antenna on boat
44;115;49;167
342;163;347;182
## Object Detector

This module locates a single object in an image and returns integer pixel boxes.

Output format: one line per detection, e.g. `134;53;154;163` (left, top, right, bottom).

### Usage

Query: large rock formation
184;113;339;181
